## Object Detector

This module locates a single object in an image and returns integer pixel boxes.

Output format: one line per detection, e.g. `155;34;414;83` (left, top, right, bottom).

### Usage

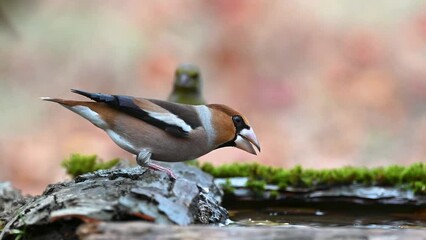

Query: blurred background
0;0;425;195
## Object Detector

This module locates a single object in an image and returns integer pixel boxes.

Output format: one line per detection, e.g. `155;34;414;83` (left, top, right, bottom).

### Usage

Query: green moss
197;162;426;194
410;181;426;193
220;178;235;195
246;178;266;195
61;153;120;178
9;229;25;240
185;159;200;167
200;162;215;174
4;212;27;240
277;182;288;190
269;190;280;199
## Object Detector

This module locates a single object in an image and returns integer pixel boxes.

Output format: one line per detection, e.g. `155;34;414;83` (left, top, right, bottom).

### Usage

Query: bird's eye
232;115;243;125
232;115;249;131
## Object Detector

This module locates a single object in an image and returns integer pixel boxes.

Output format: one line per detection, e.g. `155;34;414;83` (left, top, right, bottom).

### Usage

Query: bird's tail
41;96;109;129
40;97;83;107
41;97;66;104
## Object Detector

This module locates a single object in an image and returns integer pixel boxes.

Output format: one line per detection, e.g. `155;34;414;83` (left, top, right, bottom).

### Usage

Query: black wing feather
71;89;189;138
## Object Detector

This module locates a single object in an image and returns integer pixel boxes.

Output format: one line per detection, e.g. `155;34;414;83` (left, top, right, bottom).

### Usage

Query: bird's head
173;64;202;93
208;104;260;155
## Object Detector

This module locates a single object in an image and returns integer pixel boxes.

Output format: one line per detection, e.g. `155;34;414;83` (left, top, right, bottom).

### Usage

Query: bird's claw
146;162;177;180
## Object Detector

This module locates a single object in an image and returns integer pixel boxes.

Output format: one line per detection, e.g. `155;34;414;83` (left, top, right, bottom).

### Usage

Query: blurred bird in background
168;64;207;165
168;64;206;105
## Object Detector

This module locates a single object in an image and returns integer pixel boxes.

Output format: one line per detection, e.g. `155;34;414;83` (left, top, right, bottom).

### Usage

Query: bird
168;64;206;105
42;89;260;179
168;64;206;166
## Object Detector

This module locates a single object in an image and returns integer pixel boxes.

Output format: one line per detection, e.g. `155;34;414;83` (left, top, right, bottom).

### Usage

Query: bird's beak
235;128;261;155
178;74;191;87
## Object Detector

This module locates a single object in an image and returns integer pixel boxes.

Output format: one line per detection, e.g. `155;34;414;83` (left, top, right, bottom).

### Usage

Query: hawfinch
42;89;260;179
168;64;205;105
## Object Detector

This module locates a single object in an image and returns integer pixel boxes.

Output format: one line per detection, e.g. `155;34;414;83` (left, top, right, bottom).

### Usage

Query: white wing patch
146;111;192;132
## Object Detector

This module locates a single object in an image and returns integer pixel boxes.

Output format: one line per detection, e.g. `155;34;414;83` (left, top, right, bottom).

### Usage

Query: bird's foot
146;162;177;180
136;149;177;180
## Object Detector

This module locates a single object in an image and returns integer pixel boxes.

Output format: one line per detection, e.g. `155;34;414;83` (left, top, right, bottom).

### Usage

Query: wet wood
78;221;426;240
216;178;426;209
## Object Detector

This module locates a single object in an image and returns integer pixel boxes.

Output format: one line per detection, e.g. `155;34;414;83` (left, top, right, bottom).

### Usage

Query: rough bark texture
77;221;426;240
0;163;228;239
0;182;27;214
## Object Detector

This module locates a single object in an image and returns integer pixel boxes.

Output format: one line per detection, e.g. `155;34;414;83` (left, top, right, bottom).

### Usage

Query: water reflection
228;207;426;229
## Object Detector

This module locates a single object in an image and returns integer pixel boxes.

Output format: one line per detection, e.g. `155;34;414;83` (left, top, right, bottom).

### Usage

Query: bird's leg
136;149;177;180
136;149;152;166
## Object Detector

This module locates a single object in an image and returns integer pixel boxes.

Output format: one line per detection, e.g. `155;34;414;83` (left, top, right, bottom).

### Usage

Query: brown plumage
42;89;260;179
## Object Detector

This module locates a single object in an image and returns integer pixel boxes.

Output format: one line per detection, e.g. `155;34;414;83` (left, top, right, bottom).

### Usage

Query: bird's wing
71;89;197;138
